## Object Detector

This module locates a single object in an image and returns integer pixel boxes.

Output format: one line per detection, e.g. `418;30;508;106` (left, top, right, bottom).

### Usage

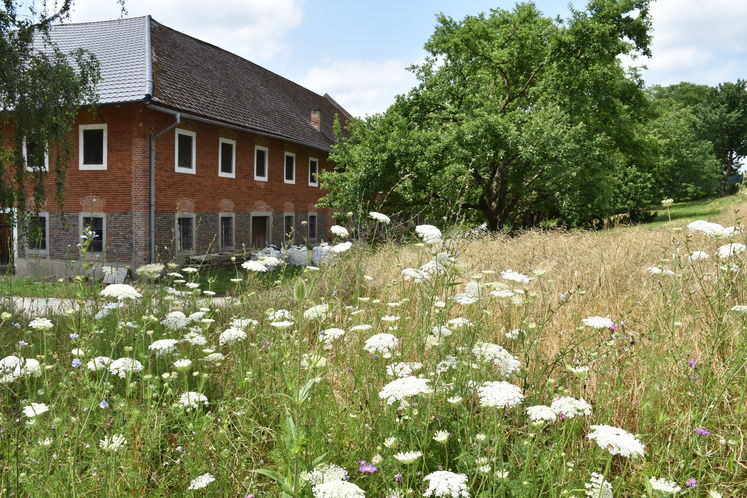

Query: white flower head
394;450;422;464
476;381;524;408
162;311;189;331
312;480;365;498
501;269;533;284
100;284;142;300
330;225;350;238
649;476;682;494
108;357;143;378
22;402;49;418
717;242;746;259
415;224;443;244
550;396;592;419
433;430;450;443
582;316;614;329
363;333;400;358
300;463;349;485
178;391;209;410
304;304;330;320
219;327;247;345
187;473;215;490
135;263;164;279
242;260;268;272
369;211;391;224
526;405;557;423
379;376;432;405
99;434;127;452
423;470;469;497
148;339;179;356
471;343;520;377
28;317;53;330
585;472;613;498
318;328;345;347
688;251;710;261
331;241;353;254
586;424;645;458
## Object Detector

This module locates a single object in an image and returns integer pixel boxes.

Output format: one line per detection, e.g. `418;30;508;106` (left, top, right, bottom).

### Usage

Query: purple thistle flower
559;412;567;421
358;461;378;473
688;359;696;368
685;478;697;488
694;427;710;436
394;472;403;483
608;324;619;331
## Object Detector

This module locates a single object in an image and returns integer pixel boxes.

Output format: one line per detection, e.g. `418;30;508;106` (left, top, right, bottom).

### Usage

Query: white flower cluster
501;269;533;284
687;220;741;237
319;328;345;348
717;242;746;259
476;381;524;408
416;224;443;244
581;316;614;329
304;304;330;320
394;450;422;464
363;333;400;358
135;263;164;279
22;402;50;418
161;311;190;331
330;225;350;238
100;284;142;300
300;463;349;485
386;362;422;378
148;339;179;356
332;241;353;254
242;260;269;272
649;476;682;494
550;396;592;418
369;211;390;223
0;356;42;383
187;473;215;490
586;424;645;458
423;470;470;497
471;343;520;377
108;357;144;378
313;480;365;498
99;434;127;452
526;405;557;423
219;327;247;345
688;250;710;261
28;317;54;330
584;472;613;498
379;376;432;405
178;391;209;410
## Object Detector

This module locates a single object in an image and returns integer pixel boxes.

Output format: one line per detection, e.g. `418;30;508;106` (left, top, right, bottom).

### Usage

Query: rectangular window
81;215;104;253
79;124;107;170
219;214;234;250
26;214;47;252
254;146;268;181
177;215;194;252
218;138;236;178
23;138;48;172
284;152;295;184
308;213;317;241
284;214;294;240
175;129;196;174
308;157;319;186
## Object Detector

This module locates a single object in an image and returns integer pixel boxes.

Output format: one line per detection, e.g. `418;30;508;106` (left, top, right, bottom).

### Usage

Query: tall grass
0;203;746;496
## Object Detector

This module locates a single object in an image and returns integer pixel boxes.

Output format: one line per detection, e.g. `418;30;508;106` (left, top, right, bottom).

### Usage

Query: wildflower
87;356;112;372
685;478;697;488
304;304;330;320
386;362;421;378
422;470;469;497
28;317;53;330
99;400;109;409
187;473;215;490
358;461;378;473
108;357;144;378
688;251;710;261
242;260;268;272
330;225;350;238
501;269;533;284
550;396;592;418
230;318;258;328
363;333;400;358
202;352;225;363
136;263;164;279
99;434;127;452
369;211;391;223
717;243;746;259
402;268;431;283
174;359;192;370
301;353;327;368
312;480;365;498
476;381;524;408
183;331;207;346
433;430;449;443
379;376;432;405
22;402;50;418
447;317;472;328
319;328;345;348
649;477;682;494
270;320;294;329
178;392;209;410
582;316;614;329
394;451;422;464
148;339;179;356
585;472;612;498
0;356;42;383
219;327;247;345
182;267;198;273
300;463;349;485
71;358;81;368
694;427;711;436
649;266;676;275
415;224;443;244
687;359;696;368
259;256;283;269
731;305;747;312
332;241;353;254
100;284;142;300
687;220;727;237
661;198;674;207
471;343;520;377
350;324;372;332
162;311;190;331
526;405;557;423
586;425;645;458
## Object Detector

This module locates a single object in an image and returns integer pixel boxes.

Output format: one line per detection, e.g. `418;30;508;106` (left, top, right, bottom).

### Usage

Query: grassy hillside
0;195;745;496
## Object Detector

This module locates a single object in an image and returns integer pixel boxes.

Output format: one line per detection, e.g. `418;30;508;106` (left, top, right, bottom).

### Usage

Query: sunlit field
1;203;746;497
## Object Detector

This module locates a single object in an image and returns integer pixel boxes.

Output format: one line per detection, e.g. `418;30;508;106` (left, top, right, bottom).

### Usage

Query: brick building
1;16;351;276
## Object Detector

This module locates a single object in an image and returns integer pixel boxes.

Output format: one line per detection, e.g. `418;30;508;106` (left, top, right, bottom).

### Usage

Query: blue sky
63;0;747;116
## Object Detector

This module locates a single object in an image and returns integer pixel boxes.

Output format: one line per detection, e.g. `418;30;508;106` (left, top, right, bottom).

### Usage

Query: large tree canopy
0;0;104;213
322;1;654;230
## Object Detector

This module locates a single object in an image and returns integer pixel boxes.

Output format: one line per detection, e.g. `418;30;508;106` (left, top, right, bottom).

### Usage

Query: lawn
0;199;745;496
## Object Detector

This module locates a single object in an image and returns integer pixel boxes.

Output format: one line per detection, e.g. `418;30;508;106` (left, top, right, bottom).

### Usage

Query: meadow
0;200;746;497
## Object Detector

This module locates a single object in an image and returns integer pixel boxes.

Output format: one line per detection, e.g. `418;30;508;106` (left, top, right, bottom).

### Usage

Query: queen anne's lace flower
423;470;469;497
501;269;533;284
162;311;189;331
331;241;353;254
218;327;247;345
135;263;164;279
582;316;614;329
304;304;330;320
100;284;142;300
187;473;215;490
242;260;268;272
402;268;431;283
585;472;613;498
312;480;365;498
550;396;592;418
649;477;682;494
379;376;432;405
301;463;349;485
416;224;443;244
717;243;746;259
526;405;557;423
330;225;350;238
108;357;144;378
369;211;391;223
28;317;54;330
394;450;422;464
22;402;49;418
148;339;179;356
687;220;730;237
476;381;524;408
688;251;710;261
86;356;112;372
0;356;42;383
363;333;399;358
471;343;520;377
99;434;127;451
587;424;645;457
319;328;345;347
178;391;209;410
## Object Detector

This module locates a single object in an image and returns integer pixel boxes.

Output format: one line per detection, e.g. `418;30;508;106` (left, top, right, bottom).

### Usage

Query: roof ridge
51;16;148;28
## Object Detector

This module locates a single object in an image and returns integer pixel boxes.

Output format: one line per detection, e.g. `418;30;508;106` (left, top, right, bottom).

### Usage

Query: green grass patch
647;194;745;227
0;275;100;298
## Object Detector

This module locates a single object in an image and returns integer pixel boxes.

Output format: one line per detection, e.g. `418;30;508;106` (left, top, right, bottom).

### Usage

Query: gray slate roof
43;16;348;151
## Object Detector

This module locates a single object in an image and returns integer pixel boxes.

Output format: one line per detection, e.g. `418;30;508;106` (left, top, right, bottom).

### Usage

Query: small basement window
308;213;317;241
284;214;294;240
79;124;107;170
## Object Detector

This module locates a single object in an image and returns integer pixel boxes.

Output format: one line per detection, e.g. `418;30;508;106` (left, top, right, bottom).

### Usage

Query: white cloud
301;58;418;117
67;0;303;62
641;0;747;85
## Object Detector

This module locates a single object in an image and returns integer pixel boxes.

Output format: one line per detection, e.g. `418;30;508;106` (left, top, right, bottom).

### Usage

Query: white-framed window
175;129;196;174
219;212;235;250
283;213;295;240
284;152;296;184
254;145;268;181
79;213;105;253
218;138;236;178
308;213;318;241
79;124;107;170
308;157;319;187
23;138;49;172
25;212;48;254
176;213;196;253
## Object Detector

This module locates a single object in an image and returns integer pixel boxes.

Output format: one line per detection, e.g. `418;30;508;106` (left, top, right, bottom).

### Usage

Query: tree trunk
720;151;735;196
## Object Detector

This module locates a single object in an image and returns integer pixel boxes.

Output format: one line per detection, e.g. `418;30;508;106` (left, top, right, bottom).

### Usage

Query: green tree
0;0;109;213
322;1;653;230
